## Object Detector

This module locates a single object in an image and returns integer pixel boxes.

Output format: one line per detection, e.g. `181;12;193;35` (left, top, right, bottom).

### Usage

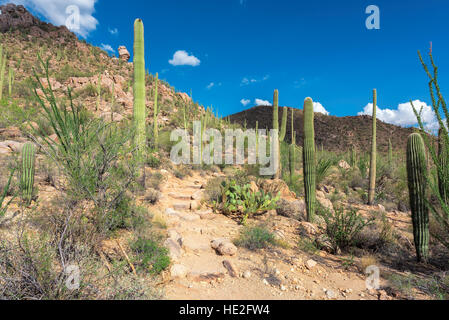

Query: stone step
182;235;213;253
168;193;192;201
173;202;191;211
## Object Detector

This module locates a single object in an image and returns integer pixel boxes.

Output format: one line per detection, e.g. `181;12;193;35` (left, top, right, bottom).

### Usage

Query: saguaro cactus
8;66;14;97
368;89;377;205
133;19;147;184
350;145;357;168
303;97;316;222
438;128;449;205
406;133;429;262
153;72;159;150
0;49;6;101
21;142;36;205
388;138;393;166
272;90;287;179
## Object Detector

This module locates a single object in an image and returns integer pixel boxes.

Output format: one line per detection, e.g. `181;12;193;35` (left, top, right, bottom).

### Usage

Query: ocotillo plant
388;138;393;166
96;73;102;111
133;19;147;185
406;133;429;262
303;97;316;222
21;142;36;205
8;66;14;98
289;108;296;182
0;49;6;101
153;73;159;150
368;89;377;205
438;128;449;205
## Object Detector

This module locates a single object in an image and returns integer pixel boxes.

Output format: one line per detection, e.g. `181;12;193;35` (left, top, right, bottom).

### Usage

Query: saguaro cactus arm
279;106;288;142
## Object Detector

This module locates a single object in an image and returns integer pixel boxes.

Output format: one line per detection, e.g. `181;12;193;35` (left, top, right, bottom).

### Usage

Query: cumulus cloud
358;100;439;131
313;102;330;115
169;50;200;66
4;0;99;38
100;43;114;53
255;99;271;106
240;99;250;107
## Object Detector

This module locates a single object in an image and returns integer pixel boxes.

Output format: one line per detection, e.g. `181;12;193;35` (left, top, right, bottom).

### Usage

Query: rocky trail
150;172;388;300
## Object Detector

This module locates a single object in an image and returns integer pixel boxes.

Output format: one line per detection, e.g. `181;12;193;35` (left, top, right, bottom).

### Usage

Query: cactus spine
368;89;377;205
133;19;147;183
438;128;449;205
21;142;36;205
406;133;429;262
303;97;316;222
153;73;159;150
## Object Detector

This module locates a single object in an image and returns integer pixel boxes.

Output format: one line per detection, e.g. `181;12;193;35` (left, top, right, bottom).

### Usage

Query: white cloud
108;27;118;35
240;75;269;86
358;100;439;131
240;99;250;107
255;99;271;106
206;82;215;90
100;43;114;53
313;102;329;115
4;0;99;38
169;50;200;66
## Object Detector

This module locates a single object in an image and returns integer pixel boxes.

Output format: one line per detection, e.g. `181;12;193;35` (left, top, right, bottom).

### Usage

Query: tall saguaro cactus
21;142;36;205
153;72;159;150
96;73;102;111
388;138;393;166
133;19;147;185
0;48;6;101
8;66;14;98
272;90;287;179
368;89;377;205
303;97;316;222
406;133;429;262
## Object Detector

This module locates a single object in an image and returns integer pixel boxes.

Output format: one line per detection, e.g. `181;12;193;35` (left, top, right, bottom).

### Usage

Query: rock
164;238;184;261
280;285;287;291
317;197;334;212
259;179;296;200
191;190;204;200
197;209;215;220
178;212;200;222
222;260;238;277
273;230;285;241
249;181;259;193
338;160;350;170
168;193;191;200
165;208;180;217
189;272;225;284
0;127;22;139
263;279;269;286
173;203;190;211
118;46;130;62
170;264;188;278
325;289;337;299
378;204;386;212
276;199;306;220
167;229;183;246
211;238;237;256
242;271;252;279
298;221;320;238
0;140;25;153
315;234;337;254
305;259;317;270
190;200;200;210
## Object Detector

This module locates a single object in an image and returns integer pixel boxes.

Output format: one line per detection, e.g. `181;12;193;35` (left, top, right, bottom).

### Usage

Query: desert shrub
131;237;170;275
103;196;147;233
357;153;370;179
146;153;161;169
316;157;335;187
0;167;16;220
148;172;165;190
388;272;449;300
319;205;374;251
173;166;192;179
144;188;161;204
212;179;280;225
204;176;226;203
234;225;277;250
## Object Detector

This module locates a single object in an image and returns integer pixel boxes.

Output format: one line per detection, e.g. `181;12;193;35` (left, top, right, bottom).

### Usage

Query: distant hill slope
228;105;416;153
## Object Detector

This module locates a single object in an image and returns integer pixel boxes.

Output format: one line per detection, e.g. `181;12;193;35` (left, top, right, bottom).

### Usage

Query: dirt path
154;172;388;300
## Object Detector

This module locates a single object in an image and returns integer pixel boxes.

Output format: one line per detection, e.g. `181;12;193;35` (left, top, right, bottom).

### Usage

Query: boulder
118;46;130;62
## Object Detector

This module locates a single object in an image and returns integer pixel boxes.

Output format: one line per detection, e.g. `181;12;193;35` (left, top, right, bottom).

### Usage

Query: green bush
131;237;170;275
319;205;374;251
234;225;277;250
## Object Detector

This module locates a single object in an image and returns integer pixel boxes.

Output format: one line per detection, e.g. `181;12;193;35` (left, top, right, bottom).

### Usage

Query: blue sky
5;0;449;129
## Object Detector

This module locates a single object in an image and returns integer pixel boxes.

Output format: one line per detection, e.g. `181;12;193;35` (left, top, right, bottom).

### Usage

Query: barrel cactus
406;133;429;262
21;142;36;205
303;97;316;222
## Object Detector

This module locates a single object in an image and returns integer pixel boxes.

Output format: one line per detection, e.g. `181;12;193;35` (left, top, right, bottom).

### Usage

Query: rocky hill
229;105;416;154
0;3;204;149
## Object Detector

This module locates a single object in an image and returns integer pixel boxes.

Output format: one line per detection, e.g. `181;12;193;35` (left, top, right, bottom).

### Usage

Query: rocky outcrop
0;3;75;41
118;46;130;62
